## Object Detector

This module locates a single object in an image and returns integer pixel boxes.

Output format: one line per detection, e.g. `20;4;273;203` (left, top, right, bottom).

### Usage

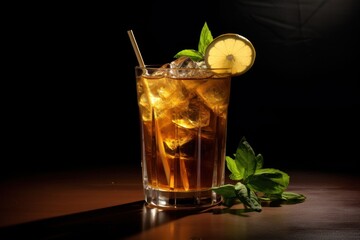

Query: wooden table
0;165;359;239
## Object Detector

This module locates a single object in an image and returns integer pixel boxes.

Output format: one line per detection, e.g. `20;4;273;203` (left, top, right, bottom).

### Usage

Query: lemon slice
205;33;256;76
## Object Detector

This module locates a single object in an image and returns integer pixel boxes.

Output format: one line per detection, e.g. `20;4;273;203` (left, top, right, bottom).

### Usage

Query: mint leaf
234;182;262;212
226;156;244;180
198;22;213;55
247;168;289;194
212;184;238;207
213;136;306;212
174;22;213;61
234;137;259;179
260;192;306;205
281;191;306;204
174;49;203;61
212;184;238;198
255;153;264;170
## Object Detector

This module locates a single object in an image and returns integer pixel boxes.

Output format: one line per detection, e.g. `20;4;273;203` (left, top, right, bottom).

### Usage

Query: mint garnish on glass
212;137;306;212
174;22;213;61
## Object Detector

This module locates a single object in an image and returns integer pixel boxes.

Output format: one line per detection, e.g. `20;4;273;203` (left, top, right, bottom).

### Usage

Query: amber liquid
142;113;228;191
136;67;231;208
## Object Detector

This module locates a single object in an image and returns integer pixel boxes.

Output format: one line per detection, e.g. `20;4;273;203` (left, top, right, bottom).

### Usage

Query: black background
4;0;359;178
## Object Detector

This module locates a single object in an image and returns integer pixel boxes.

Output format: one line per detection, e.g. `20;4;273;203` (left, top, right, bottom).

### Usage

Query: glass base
144;187;222;210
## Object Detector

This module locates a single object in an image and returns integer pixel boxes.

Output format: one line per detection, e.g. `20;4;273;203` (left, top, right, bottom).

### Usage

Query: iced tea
136;61;231;208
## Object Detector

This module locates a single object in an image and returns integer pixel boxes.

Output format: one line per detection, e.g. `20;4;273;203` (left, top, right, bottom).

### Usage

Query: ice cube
168;57;213;79
163;128;194;151
145;76;188;117
170;56;198;69
196;80;230;117
138;92;151;121
172;97;210;129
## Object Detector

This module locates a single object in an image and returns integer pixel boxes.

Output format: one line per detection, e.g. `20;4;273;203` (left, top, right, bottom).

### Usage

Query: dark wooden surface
0;166;359;239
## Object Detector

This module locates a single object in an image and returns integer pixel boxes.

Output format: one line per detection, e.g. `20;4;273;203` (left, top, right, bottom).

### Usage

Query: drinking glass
135;64;232;209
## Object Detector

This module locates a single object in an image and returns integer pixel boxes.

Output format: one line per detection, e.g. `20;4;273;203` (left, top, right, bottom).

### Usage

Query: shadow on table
0;200;249;239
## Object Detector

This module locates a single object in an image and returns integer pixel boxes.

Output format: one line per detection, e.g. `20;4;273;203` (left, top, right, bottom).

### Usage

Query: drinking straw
127;30;173;187
127;30;145;67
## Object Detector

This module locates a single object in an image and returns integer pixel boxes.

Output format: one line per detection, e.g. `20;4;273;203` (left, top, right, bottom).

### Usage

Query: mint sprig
174;22;213;61
212;137;306;212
